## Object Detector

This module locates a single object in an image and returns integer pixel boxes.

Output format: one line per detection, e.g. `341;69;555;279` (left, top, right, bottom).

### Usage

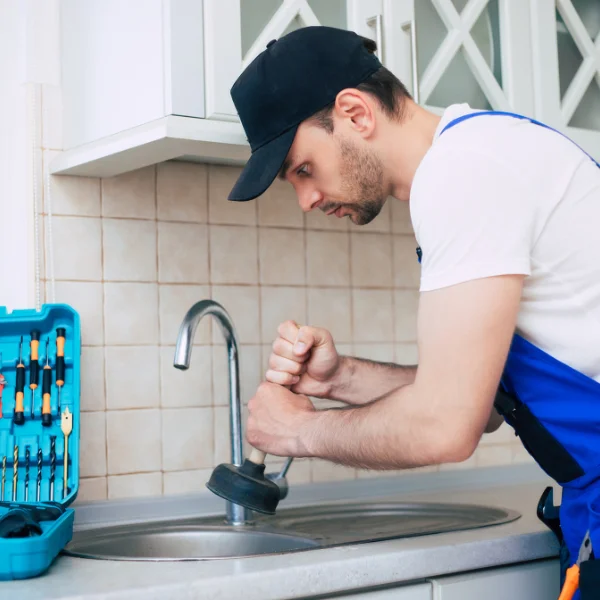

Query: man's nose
298;188;323;213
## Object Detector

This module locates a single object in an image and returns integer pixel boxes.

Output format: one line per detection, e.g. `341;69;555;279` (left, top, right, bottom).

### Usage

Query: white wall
0;0;60;312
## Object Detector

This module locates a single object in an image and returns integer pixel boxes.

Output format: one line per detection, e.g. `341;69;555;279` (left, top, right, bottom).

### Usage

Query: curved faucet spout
173;299;250;525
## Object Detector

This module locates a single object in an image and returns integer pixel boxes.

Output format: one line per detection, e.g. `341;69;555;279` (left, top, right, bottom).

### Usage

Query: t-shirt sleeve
411;146;535;292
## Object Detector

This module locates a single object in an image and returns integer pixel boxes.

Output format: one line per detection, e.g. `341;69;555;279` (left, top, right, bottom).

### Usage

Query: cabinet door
530;0;600;158
334;582;432;599
380;0;535;115
431;559;560;599
203;0;351;121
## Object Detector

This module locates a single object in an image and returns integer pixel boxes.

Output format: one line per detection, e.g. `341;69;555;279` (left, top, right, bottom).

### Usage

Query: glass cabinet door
531;0;600;158
204;0;350;121
380;0;535;115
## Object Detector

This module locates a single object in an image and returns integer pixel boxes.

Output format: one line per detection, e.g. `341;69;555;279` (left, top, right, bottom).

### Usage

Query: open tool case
0;304;80;580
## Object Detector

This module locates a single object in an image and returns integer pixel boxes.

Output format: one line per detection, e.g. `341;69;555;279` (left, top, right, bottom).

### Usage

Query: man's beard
338;138;387;225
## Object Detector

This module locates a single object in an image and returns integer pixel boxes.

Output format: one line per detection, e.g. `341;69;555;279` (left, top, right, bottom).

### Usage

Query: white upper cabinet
530;0;600;158
375;0;536;115
204;0;356;121
52;0;599;177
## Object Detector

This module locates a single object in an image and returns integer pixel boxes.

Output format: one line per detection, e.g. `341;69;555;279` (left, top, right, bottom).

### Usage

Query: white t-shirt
411;103;600;383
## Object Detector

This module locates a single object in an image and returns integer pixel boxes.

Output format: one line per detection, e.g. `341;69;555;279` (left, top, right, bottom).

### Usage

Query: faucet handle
266;457;294;500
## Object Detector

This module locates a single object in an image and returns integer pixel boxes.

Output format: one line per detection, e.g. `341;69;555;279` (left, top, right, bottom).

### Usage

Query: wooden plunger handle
249;448;266;465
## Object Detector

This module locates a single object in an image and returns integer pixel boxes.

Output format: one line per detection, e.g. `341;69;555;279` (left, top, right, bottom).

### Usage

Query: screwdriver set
0;304;80;580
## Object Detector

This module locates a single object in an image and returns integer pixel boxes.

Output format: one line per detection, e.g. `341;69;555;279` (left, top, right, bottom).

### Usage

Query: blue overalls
429;110;600;598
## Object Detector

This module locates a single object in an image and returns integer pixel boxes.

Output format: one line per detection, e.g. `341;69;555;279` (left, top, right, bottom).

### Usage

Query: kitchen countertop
5;464;561;600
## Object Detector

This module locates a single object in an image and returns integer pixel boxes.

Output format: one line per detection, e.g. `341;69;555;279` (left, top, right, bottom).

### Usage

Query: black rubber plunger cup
206;448;281;515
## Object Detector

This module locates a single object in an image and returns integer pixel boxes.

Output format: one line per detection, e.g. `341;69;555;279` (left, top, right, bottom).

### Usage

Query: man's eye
296;165;309;177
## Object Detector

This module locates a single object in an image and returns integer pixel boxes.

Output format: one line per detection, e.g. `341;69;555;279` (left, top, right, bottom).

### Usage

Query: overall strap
440;110;600;168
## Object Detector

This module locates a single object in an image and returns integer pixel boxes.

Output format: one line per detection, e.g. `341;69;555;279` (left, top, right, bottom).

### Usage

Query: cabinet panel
61;0;166;148
382;0;534;114
531;0;600;158
432;559;560;599
203;0;352;121
334;582;432;599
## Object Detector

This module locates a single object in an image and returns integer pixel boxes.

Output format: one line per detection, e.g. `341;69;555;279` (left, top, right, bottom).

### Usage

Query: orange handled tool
55;328;65;414
29;330;40;416
558;531;592;600
14;337;25;425
42;339;52;427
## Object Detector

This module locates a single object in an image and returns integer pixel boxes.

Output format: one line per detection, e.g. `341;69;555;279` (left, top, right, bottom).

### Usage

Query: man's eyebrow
278;157;293;180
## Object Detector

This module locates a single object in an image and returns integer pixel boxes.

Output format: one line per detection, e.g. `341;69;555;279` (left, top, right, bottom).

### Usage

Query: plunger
206;448;281;515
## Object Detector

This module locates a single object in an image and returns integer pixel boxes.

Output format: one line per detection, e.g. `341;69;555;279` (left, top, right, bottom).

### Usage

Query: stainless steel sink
64;501;520;561
65;525;319;561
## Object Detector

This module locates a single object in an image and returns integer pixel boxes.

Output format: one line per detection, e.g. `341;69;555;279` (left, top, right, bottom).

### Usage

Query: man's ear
333;89;376;138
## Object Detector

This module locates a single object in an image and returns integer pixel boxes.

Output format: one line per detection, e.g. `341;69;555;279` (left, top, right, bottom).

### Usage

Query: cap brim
228;125;298;201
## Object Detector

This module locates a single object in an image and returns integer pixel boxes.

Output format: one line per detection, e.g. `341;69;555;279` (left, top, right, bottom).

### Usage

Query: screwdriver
0;352;5;417
42;339;52;426
14;337;25;425
55;328;66;415
61;407;73;499
29;330;40;417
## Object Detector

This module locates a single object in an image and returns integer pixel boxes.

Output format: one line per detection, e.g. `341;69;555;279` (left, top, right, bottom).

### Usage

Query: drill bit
49;436;56;501
61;407;73;499
12;445;18;501
1;456;5;501
36;448;42;502
24;446;30;502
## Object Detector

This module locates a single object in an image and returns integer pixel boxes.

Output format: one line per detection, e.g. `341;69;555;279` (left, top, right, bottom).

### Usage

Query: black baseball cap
227;26;382;202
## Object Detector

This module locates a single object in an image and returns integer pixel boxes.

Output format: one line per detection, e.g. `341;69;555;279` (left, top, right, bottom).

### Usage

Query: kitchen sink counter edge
5;464;560;600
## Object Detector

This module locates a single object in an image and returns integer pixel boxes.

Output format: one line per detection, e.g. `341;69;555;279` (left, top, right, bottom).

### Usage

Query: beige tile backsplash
41;150;529;503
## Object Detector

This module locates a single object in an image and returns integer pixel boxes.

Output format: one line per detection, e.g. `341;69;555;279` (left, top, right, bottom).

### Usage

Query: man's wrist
326;355;352;400
297;408;328;458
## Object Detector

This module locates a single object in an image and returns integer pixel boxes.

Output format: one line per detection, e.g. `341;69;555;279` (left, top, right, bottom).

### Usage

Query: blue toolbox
0;304;80;580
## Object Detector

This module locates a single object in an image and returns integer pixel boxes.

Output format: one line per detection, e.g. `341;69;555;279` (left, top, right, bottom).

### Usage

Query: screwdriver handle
56;328;65;387
29;330;41;389
42;363;52;426
14;360;25;425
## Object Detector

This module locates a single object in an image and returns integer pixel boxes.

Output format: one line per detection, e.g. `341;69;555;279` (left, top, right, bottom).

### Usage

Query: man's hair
311;36;412;133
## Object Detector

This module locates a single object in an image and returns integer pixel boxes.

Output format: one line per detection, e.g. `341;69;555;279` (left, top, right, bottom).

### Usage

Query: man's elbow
428;427;479;464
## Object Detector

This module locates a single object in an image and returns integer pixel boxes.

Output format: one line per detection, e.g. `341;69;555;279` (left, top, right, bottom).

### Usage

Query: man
227;26;600;596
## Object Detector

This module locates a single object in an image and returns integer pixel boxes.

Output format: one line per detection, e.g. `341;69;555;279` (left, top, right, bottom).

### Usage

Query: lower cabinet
333;583;433;599
328;558;560;599
430;559;560;599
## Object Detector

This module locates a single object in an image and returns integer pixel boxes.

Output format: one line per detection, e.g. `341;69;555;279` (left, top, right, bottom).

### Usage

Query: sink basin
64;501;520;561
65;525;319;561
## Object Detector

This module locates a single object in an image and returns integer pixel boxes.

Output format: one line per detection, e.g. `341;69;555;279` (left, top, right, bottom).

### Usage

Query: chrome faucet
173;299;292;525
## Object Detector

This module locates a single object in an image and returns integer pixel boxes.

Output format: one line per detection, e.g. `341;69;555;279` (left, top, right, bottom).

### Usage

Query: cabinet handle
402;19;420;104
366;14;384;63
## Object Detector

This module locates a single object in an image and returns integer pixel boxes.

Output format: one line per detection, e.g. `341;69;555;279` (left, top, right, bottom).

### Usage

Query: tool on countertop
24;447;30;502
42;339;52;426
1;456;5;501
0;352;6;417
55;328;65;415
558;530;593;600
12;446;18;502
29;330;40;417
36;449;42;502
14;337;25;425
49;436;56;501
61;407;72;499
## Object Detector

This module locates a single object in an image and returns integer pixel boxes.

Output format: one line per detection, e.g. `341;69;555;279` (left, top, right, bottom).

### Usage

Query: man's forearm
329;356;417;405
299;383;476;470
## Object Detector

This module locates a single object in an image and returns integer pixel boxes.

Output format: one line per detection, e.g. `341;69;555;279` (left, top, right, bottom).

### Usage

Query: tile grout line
153;166;165;494
99;174;110;498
